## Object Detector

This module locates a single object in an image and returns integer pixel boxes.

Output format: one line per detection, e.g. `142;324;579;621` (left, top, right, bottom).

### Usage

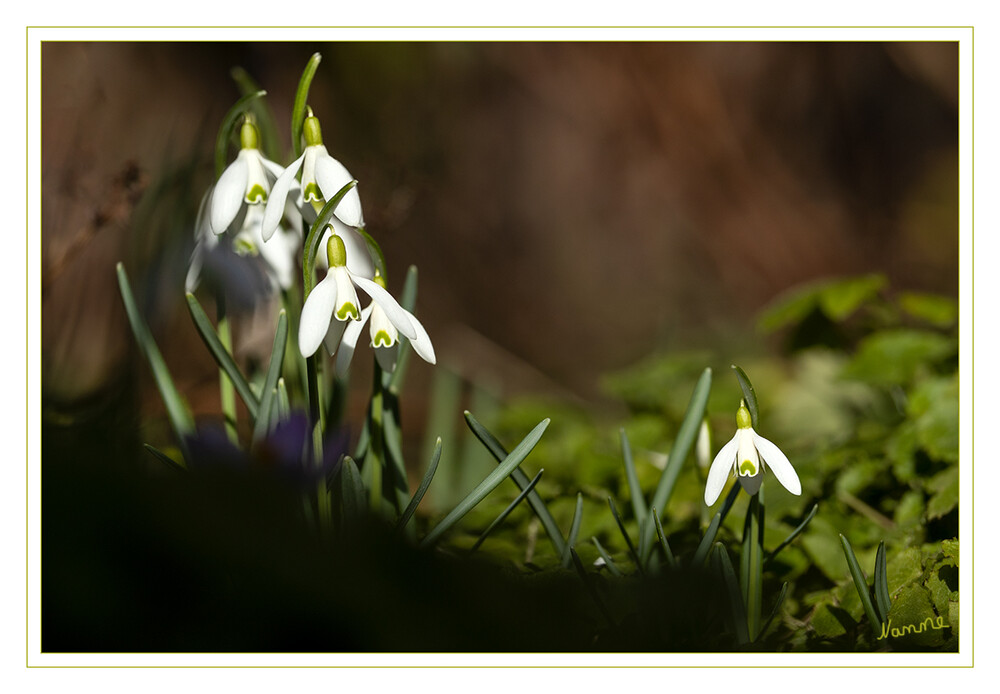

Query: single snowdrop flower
262;110;364;242
210;119;287;236
334;270;436;376
299;234;420;360
704;401;801;506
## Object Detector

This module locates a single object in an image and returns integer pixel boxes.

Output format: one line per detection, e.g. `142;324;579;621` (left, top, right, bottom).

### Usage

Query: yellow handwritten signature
877;616;947;640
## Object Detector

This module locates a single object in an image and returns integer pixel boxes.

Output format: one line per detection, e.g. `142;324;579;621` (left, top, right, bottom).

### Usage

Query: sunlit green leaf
843;329;955;385
898;291;957;328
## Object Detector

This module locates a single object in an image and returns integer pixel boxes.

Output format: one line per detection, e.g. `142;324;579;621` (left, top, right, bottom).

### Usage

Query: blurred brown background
40;41;958;427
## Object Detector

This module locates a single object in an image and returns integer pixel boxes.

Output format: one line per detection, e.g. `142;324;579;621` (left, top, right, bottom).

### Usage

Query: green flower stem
365;361;386;515
215;90;266;179
741;488;765;641
216;294;238;444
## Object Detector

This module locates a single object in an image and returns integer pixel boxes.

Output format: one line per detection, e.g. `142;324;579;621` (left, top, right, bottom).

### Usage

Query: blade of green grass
336;456;367;529
472;469;544;553
142;443;186;472
590;537;624;577
691;511;722;567
559;492;585;568
420;418;549;548
765;503;818;566
650;507;677;568
117;264;195;448
641;367;712;561
607;496;643;573
185;292;260;420
759;581;789;638
620;428;649;531
396;438;443;532
291;53;321;159
215;90;266;178
731;364;759;429
301;180;360;297
740;492;764;641
840;534;883;633
712;542;749;645
874;540;892;625
252;309;288;444
464;411;567;558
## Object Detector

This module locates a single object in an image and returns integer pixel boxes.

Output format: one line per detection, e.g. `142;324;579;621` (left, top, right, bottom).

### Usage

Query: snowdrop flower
334;270;436;376
299;235;431;366
210;119;287;236
704;402;801;506
262;110;363;243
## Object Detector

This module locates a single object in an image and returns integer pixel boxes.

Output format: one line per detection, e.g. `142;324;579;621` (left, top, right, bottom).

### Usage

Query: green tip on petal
739;459;757;476
239;118;260;150
336;302;360;321
303;114;323;147
303;181;323;204
326;233;348;268
373;329;393;347
736;404;752;430
245;183;267;204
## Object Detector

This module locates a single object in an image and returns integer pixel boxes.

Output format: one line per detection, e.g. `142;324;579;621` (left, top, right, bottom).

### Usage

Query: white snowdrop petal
704;433;740;506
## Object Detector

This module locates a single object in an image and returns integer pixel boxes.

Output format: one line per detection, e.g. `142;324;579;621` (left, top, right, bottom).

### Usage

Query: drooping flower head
262;110;363;243
704;401;801;506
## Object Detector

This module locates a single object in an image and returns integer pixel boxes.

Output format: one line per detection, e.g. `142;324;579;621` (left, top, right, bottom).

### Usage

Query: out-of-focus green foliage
440;274;958;651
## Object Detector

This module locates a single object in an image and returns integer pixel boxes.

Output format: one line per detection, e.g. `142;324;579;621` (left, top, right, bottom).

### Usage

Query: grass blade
252;309;288;444
335;456;367;528
396;438;443;531
185;292;260;420
591;537;624;577
420;419;550;548
607;496;643;573
691;511;721;567
142;443;185;472
731;364;759;429
759;582;789;638
620;428;649;531
650;507;677;568
840;534;883;633
642;367;712;561
560;493;585;568
117;264;195;447
471;469;544;552
570;548;615;629
464;411;567;557
215;90;266;179
291;52;321;159
874;540;892;624
712;543;749;645
740;492;764;641
765;503;818;566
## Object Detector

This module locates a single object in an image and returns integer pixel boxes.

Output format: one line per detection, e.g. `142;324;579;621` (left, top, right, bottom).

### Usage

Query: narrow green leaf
301;180;360;297
570;548;616;629
620;428;649;530
691;511;721;567
591;537;624;577
874;540;892;625
396;438;443;531
215;89;267;179
117;264;195;446
607;496;643;573
840;534;883;633
472;469;544;552
229;66;282;163
336;456;367;527
741;493;764;641
276;378;290;420
759;581;789;637
291;52;322;159
185;293;260;420
464;411;567;557
765;503;818;566
252;310;288;444
143;443;186;472
731;364;759;429
719;482;742;525
650;507;677;568
712;543;749;645
355;226;388;283
421;419;550;547
560;493;585;568
642;367;712;561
